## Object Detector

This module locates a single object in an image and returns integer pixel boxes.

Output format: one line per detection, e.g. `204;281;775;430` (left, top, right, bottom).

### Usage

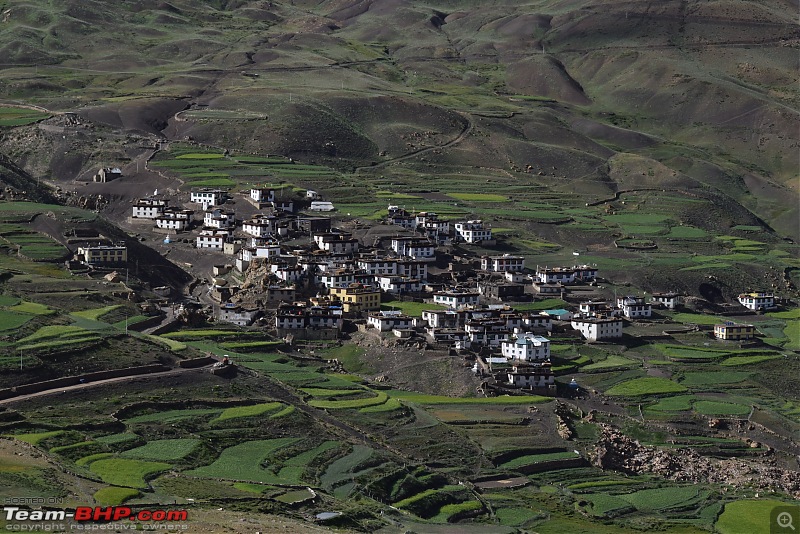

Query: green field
211;402;284;422
125;408;222;424
120;439;202;461
186;438;299;483
71;305;122;321
605;377;687;396
582;355;638;371
0;107;51;127
89;458;171;488
716;499;797;534
93;487;140;506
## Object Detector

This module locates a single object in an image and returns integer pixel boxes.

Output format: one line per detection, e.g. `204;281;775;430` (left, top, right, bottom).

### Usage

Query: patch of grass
500;451;580;469
318;345;367;373
320;446;374;489
0;107;51;126
605;377;687;396
582;493;634;517
141;334;186;351
186;438;299;483
71;305;121;321
716;499;792;534
175;153;224;159
93;487;140;506
309;389;388;409
17;335;102;352
0;310;33;332
693;400;750;416
669;313;725;325
163;329;251;339
680;371;750;386
9;301;55;315
76;453;114;467
620;487;704;512
9;431;64;445
450;192;507;202
583;355;638;371
647;395;696;412
721;355;782;366
121;439;201;461
381;301;446;316
360;397;403;413
211;402;283;422
666;225;708;238
95;433;138;445
432;500;484;522
125;408;222;424
495;507;541;526
568;480;639;490
89;458;171;488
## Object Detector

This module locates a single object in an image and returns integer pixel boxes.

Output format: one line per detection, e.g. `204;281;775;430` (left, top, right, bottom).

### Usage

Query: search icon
778;511;795;531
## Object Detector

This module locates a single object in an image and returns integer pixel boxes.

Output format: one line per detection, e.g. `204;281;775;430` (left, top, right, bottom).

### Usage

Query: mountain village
67;183;781;398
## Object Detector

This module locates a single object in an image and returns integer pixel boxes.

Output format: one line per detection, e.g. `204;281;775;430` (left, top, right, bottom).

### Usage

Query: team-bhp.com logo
4;506;188;530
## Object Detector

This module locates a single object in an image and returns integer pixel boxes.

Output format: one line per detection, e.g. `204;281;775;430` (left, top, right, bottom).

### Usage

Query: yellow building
714;322;755;341
76;245;128;265
330;284;381;313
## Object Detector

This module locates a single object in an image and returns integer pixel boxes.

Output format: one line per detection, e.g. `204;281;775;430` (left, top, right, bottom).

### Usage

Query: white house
396;259;428;280
377;276;424;294
367;310;413;332
536;266;576;284
314;233;359;255
76;245;127;265
357;258;398;276
573;265;599;282
738;292;774;311
433;291;480;309
482;254;525;273
522;312;552;331
507;365;555;389
271;264;304;283
651;292;680;310
616;296;652;319
196;229;230;249
455;220;492;244
391;237;435;261
242;216;277;238
217;304;261;326
204;209;235;230
501;333;550;362
250;188;274;203
571;316;623;341
320;270;357;289
309;201;335;212
579;301;619;317
191;189;227;210
132;198;168;219
155;210;192;232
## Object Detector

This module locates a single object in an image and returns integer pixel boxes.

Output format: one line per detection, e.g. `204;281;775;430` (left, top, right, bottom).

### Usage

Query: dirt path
0;366;206;406
353;111;474;173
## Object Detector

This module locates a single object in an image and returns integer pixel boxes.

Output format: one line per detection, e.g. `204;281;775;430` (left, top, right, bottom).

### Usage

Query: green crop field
186;438;299;483
647;395;696;412
125;408;222;424
680;371;750;387
380;301;446;316
605;377;687;396
716;500;795;534
309;389;388;409
500;451;580;469
93;487;140;506
389;390;552;405
75;453;114;467
8;431;64;445
450;192;507;202
0;310;33;332
211;402;284;422
582;493;634;517
71;305;122;321
722;355;782;366
120;439;202;461
89;458;171;488
319;446;374;489
693;400;750;416
9;301;54;315
583;355;638;371
0;107;51;127
619;486;706;512
95;433;138;445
